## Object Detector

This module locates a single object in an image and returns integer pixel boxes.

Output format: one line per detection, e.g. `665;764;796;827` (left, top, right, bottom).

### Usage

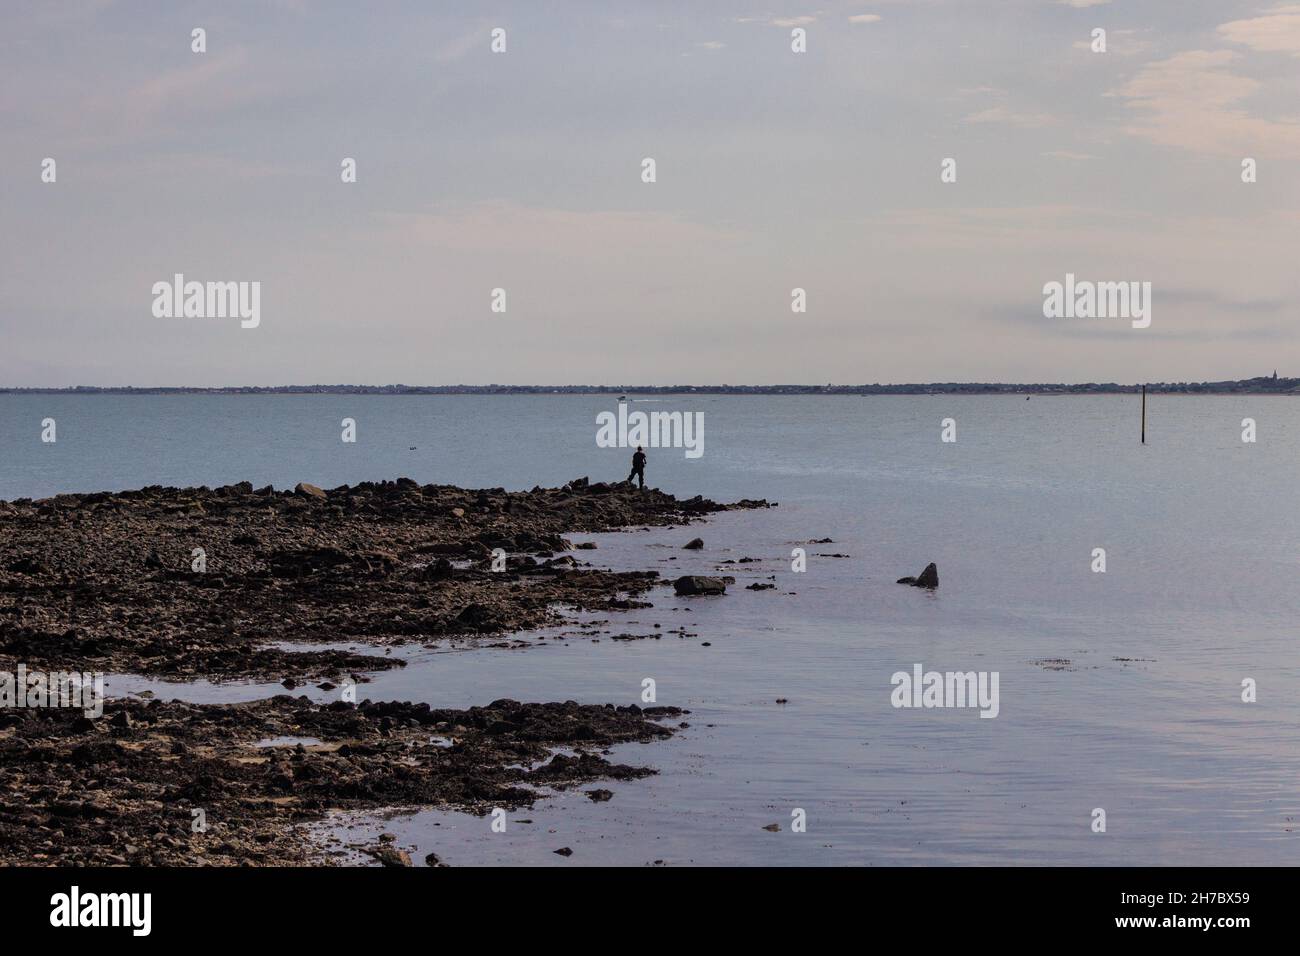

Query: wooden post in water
1141;384;1146;444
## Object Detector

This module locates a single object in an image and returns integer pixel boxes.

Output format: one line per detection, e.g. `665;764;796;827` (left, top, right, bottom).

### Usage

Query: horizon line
1;375;1295;395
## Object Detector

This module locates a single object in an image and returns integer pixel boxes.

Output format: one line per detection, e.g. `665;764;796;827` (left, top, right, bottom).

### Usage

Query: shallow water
6;394;1299;864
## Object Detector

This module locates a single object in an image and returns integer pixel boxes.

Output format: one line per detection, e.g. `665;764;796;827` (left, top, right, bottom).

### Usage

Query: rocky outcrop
0;478;771;682
0;695;683;866
673;576;728;596
896;562;939;589
0;477;772;867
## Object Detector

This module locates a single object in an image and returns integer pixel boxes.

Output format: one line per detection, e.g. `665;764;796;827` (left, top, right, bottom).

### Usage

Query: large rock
896;562;938;589
367;846;413;867
455;603;498;631
683;538;704;550
294;482;327;500
673;575;727;596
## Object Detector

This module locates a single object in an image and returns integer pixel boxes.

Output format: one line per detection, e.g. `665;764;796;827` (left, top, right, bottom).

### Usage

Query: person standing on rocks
627;446;647;489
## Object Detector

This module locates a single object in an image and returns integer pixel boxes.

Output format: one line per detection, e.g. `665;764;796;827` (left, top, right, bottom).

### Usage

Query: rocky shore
0;477;770;865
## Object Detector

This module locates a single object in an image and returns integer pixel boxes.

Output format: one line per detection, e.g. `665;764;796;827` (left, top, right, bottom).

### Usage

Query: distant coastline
2;376;1296;396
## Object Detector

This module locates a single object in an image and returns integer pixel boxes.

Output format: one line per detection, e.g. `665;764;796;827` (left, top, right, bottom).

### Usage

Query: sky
1;0;1297;386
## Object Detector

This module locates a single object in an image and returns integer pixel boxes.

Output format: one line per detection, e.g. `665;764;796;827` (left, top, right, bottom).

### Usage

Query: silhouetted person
628;446;646;489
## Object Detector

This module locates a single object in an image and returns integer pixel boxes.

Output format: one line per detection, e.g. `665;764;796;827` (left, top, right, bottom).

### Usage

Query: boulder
455;603;497;631
683;538;704;550
294;482;327;500
368;846;413;867
896;562;938;589
673;576;727;596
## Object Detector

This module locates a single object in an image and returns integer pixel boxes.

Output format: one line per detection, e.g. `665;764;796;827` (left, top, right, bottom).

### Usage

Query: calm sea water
4;394;1299;865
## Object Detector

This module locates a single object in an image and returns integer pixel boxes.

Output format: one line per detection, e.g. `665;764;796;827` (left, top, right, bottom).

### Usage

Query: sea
2;393;1297;865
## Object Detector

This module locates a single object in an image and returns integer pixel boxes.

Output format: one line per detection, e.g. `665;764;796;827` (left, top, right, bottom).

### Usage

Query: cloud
734;14;819;27
1218;4;1300;56
958;85;1055;127
67;48;264;143
1159;288;1287;314
435;25;492;63
1041;150;1095;160
848;14;882;24
1111;50;1300;158
698;40;726;50
1056;0;1111;7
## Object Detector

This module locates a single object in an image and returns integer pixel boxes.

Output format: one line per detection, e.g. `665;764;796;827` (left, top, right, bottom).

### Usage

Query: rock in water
683;538;704;550
368;846;413;867
896;562;939;589
673;576;727;596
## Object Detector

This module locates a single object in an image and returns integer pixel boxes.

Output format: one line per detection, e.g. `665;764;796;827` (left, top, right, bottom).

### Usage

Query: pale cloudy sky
1;0;1297;386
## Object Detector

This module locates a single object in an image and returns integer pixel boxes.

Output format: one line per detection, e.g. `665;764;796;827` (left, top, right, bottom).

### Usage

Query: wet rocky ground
0;694;684;865
0;477;769;864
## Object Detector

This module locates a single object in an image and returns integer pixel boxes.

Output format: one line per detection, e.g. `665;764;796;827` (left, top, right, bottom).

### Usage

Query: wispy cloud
1218;3;1300;56
964;105;1058;128
435;24;493;63
733;13;820;27
1112;50;1300;158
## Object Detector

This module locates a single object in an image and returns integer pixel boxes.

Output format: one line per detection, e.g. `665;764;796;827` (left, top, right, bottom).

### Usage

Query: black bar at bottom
0;866;1272;941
